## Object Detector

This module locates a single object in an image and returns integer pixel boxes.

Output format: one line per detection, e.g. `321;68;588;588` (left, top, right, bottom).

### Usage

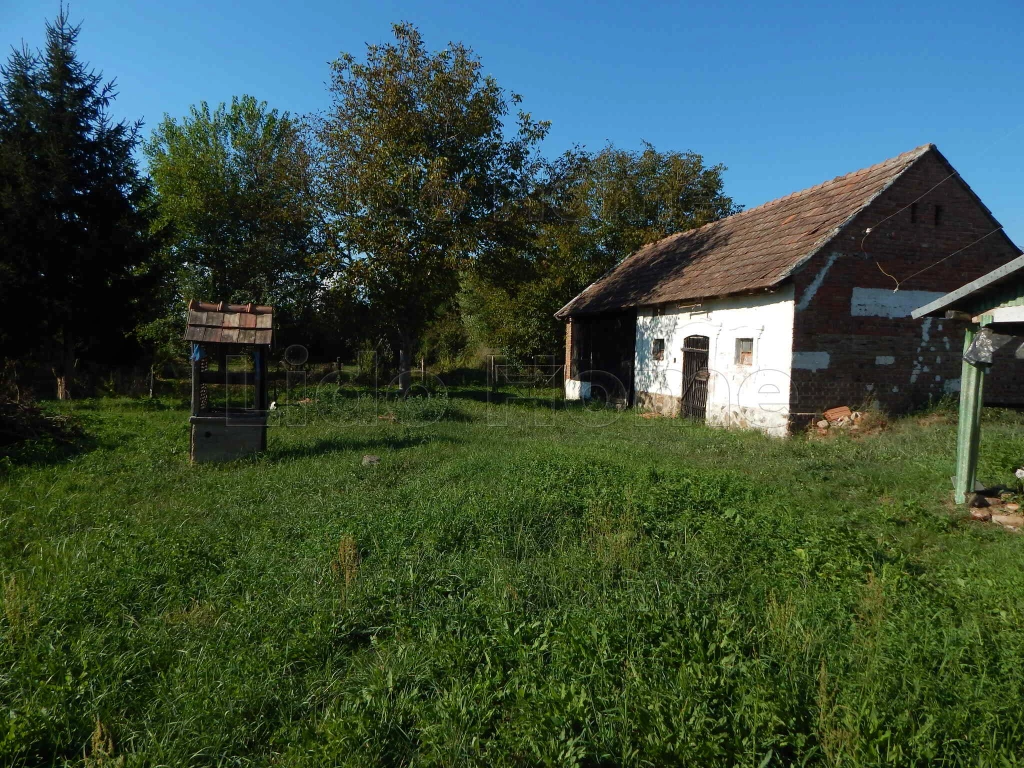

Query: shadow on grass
0;413;99;470
266;431;462;461
447;389;573;409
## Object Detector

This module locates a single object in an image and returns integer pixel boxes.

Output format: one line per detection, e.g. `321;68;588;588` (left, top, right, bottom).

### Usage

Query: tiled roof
556;144;935;318
184;300;274;345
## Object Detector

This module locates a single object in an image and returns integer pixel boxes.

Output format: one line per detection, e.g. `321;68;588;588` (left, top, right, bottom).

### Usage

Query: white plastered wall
634;285;796;436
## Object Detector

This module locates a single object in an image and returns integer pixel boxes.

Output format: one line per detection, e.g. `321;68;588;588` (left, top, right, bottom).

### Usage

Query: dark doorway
681;335;710;420
571;311;637;406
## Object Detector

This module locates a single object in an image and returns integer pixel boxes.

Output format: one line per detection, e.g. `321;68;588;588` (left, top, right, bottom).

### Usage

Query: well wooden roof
184;300;273;345
556;144;935;318
912;253;1024;319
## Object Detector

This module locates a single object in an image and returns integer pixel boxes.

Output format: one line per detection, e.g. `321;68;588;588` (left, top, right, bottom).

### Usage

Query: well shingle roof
556;144;935;318
185;300;274;345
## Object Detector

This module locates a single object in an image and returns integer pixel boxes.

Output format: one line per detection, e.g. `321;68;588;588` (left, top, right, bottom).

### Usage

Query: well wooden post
953;316;991;504
190;343;202;417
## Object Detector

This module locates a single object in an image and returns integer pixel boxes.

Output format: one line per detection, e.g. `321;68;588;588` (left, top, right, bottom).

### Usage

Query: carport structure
912;255;1024;503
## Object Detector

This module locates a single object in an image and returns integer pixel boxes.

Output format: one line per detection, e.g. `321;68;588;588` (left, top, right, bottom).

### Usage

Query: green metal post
953;317;991;504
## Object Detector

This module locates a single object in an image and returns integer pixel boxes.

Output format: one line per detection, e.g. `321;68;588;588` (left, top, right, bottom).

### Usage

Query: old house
557;144;1022;435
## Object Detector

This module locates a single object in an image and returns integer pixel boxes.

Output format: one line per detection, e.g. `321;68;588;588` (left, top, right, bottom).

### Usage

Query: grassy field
3;388;1024;766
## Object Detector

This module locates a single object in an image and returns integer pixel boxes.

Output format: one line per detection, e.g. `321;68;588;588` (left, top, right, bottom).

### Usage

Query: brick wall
790;149;1022;421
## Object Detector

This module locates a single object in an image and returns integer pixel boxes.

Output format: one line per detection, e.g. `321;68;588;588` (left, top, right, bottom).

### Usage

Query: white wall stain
797;252;840;311
910;318;933;383
793;351;830;371
850;288;946;318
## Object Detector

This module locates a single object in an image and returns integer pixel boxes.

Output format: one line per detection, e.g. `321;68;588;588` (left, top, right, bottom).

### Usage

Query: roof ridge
631;143;935;251
555;143;938;319
726;143;934;220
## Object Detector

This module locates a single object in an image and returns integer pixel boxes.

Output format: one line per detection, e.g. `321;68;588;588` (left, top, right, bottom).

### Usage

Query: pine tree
0;9;157;398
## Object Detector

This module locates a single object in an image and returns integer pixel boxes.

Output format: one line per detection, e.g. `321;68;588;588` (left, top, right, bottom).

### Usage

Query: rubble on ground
967;486;1024;531
812;405;868;435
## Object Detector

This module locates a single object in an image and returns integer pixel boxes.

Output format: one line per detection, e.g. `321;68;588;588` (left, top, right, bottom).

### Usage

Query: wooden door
681;335;710;420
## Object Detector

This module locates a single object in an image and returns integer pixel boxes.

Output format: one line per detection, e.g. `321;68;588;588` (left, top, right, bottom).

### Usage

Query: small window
910;202;918;223
735;338;753;366
934;205;943;226
652;338;665;361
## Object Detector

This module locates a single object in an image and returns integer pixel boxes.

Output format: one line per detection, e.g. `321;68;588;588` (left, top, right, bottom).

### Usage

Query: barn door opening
681;335;710;420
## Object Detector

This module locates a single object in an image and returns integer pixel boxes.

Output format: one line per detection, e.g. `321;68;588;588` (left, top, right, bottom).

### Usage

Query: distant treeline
0;12;739;398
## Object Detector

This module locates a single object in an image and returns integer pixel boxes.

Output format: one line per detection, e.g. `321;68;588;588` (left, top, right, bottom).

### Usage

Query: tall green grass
3;393;1024;765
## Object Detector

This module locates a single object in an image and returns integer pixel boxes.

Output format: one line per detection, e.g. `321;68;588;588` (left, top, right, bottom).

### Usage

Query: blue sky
4;0;1023;245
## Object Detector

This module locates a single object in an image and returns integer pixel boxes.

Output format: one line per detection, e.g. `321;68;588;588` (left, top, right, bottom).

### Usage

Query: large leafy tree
0;9;158;397
144;96;323;354
463;143;740;359
318;22;549;390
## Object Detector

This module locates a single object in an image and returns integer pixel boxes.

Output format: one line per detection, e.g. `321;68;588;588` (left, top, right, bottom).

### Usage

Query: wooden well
184;300;273;463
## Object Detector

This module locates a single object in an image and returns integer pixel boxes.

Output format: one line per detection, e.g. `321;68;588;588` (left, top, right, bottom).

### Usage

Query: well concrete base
189;414;267;463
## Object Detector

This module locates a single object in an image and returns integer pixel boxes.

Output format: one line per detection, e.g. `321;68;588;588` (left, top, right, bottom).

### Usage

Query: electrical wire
863;122;1023;291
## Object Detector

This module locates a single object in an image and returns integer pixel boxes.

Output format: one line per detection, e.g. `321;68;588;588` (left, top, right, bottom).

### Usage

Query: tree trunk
397;332;413;394
55;330;75;400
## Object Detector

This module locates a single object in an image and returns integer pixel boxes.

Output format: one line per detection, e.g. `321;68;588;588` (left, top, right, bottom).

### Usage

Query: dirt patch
917;411;953;428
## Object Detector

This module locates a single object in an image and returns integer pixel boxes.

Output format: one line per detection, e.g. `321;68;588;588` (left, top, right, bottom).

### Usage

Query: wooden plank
943;310;974;322
912;254;1024;319
977;305;1024;324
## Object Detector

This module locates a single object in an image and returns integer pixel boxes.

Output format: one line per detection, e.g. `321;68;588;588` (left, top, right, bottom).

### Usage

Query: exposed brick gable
790;149;1022;418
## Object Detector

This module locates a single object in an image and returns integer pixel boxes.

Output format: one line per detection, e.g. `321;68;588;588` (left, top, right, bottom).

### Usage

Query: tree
144;96;324;354
463;143;740;359
318;22;549;390
0;9;158;398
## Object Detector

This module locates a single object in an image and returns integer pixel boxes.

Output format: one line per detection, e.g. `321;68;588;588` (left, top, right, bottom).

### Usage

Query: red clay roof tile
556;144;934;317
184;300;274;345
